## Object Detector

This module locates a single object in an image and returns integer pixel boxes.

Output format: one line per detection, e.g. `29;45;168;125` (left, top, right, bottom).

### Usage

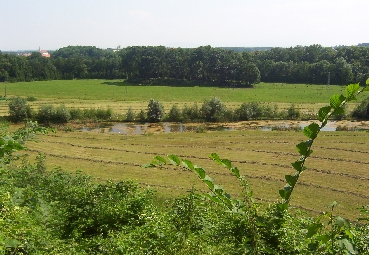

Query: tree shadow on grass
101;81;129;86
101;79;253;88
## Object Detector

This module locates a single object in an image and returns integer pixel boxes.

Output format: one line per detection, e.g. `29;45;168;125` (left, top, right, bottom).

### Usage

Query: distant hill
358;43;369;47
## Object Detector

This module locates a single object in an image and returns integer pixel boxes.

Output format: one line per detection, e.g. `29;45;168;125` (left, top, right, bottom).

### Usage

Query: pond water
79;121;369;134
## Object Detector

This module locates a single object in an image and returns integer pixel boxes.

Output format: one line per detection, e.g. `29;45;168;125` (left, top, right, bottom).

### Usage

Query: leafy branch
279;79;369;205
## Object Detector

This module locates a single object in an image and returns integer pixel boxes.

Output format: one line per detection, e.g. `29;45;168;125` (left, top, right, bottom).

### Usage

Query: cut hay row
23;129;369;219
33;139;369;181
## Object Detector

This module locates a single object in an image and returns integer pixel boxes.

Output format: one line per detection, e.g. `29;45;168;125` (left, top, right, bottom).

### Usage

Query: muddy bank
61;120;369;135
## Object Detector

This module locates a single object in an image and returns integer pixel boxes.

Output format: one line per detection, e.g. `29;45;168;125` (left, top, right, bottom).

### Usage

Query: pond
79;120;369;134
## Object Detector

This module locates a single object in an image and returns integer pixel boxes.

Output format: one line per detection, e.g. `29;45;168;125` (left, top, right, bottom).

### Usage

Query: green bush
286;104;301;120
26;96;37;102
167;104;182;122
147;99;165;122
200;97;228;122
69;108;85;120
54;105;71;123
8;97;32;122
96;108;113;120
138;109;147;122
351;96;369;120
235;102;263;121
182;103;200;122
37;105;55;124
125;107;136;122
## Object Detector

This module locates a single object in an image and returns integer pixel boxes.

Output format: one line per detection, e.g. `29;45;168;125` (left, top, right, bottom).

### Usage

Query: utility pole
4;78;6;97
327;72;330;89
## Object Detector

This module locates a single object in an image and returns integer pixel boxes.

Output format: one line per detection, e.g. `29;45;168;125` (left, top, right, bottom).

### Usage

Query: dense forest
1;44;369;86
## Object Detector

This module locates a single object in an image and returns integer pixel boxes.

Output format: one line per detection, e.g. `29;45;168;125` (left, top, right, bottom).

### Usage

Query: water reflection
79;121;367;134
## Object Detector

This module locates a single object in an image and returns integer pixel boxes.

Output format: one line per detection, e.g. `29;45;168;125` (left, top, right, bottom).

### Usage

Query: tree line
1;44;369;86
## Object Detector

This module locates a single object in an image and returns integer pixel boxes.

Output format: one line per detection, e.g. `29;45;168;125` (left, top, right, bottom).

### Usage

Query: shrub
200;97;228;122
125;107;136;122
147;99;165;123
69;108;84;120
54;105;71;123
286;104;301;120
37;105;55;124
138;110;147;122
351;96;369;120
235;102;263;121
182;103;200;122
167;104;182;122
8;97;32;122
26;96;37;102
96;108;113;120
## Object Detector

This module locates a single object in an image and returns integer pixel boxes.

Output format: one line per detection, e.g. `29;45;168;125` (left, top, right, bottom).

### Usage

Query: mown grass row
22;129;369;220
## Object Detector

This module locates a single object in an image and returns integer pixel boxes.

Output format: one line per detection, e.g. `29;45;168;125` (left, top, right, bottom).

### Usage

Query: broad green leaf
167;154;180;165
367;78;369;85
194;167;206;179
306;223;322;238
182;159;194;170
279;189;289;200
346;83;360;100
303;123;320;139
154;156;166;165
214;185;224;195
337;239;356;254
296;140;312;155
204;193;223;205
203;175;214;190
209;153;220;162
335;216;347;228
318;106;331;122
285;175;297;186
221;159;232;169
283;184;292;192
317;234;330;243
279;184;292;200
332;107;345;115
276;202;289;212
231;167;240;178
330;94;346;109
292;160;303;171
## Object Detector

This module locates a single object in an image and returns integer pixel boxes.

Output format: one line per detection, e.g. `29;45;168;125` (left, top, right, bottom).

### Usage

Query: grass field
3;80;369;220
19;127;369;220
0;80;365;116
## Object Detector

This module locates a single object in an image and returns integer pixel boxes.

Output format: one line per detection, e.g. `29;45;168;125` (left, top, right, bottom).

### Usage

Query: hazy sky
1;0;368;51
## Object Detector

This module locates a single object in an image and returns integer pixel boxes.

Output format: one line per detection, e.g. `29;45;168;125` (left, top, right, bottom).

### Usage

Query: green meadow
0;79;364;117
1;79;362;103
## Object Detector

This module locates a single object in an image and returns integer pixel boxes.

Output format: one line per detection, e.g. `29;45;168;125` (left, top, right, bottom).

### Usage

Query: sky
1;0;368;51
